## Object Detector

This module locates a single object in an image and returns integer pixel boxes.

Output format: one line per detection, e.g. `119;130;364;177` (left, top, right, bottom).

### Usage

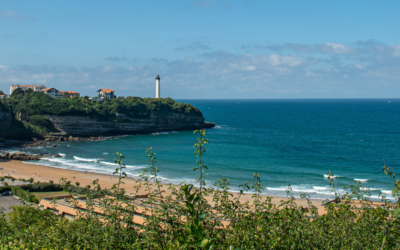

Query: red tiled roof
41;88;57;92
61;91;79;94
99;89;114;93
12;85;41;88
0;95;7;97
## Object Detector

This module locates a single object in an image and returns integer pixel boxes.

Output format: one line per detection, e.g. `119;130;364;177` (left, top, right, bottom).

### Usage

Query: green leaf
191;225;202;239
393;208;400;218
198;212;208;222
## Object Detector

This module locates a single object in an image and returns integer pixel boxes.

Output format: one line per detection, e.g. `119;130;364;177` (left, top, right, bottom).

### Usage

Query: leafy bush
26;115;58;132
11;186;35;202
0;91;204;138
3;91;202;121
2;130;400;249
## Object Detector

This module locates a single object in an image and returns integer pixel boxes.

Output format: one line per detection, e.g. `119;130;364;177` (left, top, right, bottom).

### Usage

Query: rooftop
41;88;57;92
11;84;41;88
98;89;115;93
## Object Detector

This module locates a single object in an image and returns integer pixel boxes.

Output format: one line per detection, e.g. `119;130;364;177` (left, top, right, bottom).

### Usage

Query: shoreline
0;159;323;207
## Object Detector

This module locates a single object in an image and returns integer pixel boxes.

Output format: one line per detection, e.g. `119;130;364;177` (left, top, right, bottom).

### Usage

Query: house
0;94;8;99
9;84;46;95
41;88;63;98
89;97;103;101
61;91;80;98
97;89;116;99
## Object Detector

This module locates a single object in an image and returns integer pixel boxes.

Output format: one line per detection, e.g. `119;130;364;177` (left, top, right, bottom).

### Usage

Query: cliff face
45;113;215;136
0;110;12;130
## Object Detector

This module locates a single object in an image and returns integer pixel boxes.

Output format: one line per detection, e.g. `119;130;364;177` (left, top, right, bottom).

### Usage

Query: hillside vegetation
0;89;202;138
1;130;400;249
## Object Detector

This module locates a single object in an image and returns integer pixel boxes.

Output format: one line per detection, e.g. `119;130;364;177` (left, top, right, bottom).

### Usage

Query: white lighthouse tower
155;74;160;98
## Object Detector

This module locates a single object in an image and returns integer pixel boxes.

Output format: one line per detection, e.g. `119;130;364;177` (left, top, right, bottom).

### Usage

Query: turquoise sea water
16;99;400;200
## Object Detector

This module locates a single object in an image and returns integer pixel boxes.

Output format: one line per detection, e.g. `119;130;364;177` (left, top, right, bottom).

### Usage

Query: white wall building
97;89;116;99
61;91;80;98
41;88;63;98
10;84;46;95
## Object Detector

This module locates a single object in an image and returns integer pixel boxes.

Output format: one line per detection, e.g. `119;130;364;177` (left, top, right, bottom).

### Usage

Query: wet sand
0;159;323;207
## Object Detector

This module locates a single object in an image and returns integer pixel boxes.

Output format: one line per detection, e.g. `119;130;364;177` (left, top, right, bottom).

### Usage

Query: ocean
13;99;400;201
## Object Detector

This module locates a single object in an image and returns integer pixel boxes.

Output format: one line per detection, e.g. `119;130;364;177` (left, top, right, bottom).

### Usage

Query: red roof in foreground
99;89;115;93
61;91;79;94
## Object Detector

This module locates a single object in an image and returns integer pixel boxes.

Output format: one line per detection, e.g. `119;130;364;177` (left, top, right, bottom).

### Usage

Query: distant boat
388;101;391;103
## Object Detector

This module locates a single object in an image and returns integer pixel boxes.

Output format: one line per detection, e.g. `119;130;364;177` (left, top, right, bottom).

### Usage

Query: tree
11;88;24;97
27;178;34;184
0;177;4;184
62;92;70;99
11;177;16;184
0;90;4;95
86;185;91;189
75;182;80;187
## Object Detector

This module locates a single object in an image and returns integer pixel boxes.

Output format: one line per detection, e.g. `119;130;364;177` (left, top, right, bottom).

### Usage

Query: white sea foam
354;179;369;182
73;156;101;162
359;187;379;191
151;131;176;135
315;191;335;196
267;187;287;191
381;190;392;194
324;175;342;179
313;186;330;190
99;161;144;169
365;195;396;200
102;152;109;155
58;153;66;157
99;161;118;166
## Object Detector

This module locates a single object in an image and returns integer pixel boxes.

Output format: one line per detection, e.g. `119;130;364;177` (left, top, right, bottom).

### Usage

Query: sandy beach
0;159;323;207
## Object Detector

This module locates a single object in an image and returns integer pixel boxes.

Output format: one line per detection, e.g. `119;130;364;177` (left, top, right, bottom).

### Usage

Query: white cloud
325;42;355;54
1;41;400;98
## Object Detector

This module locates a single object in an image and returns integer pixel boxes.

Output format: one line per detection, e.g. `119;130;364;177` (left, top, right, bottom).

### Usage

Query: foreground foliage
1;130;400;249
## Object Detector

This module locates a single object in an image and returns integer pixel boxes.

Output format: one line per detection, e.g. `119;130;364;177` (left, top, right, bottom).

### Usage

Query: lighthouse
155;74;160;98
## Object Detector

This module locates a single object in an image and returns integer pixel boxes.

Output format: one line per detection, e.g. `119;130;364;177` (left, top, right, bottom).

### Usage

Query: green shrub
2;131;400;249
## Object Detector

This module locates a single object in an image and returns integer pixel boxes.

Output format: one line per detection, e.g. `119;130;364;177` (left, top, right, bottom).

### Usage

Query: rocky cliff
45;113;215;136
0;110;12;130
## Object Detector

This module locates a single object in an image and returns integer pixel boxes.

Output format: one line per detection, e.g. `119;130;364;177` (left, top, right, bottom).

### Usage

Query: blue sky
0;0;399;98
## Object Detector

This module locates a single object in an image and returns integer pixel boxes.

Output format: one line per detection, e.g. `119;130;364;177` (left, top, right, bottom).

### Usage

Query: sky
0;0;399;99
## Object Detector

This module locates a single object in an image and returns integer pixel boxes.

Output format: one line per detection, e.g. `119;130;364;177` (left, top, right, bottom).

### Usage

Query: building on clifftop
61;91;80;98
97;89;116;99
10;84;46;95
0;94;8;99
41;87;63;98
